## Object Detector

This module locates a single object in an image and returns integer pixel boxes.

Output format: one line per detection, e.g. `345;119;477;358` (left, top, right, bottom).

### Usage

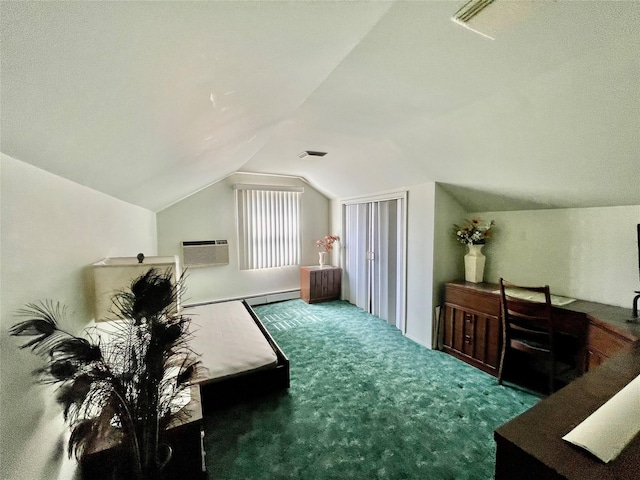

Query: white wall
157;173;331;305
469;206;640;308
431;185;468;346
378;183;639;352
331;183;440;349
0;154;157;480
404;183;437;348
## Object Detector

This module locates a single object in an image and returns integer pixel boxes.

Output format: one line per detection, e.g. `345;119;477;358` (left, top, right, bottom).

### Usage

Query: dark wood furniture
498;279;557;394
300;266;342;304
584;302;640;370
81;385;206;480
443;281;640;376
494;343;640;479
442;282;502;375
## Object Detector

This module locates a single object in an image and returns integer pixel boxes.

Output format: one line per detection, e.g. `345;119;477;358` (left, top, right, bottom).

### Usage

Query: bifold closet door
344;203;370;310
344;199;405;331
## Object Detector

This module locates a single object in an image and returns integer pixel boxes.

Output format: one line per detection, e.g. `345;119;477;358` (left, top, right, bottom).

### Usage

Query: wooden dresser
442;282;501;375
443;281;640;375
300;266;342;304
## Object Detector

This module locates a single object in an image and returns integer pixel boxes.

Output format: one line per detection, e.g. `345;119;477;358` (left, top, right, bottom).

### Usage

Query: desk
494;343;640;479
442;281;640;376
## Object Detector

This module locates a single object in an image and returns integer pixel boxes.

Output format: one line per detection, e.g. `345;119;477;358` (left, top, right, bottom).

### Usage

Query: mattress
185;301;279;383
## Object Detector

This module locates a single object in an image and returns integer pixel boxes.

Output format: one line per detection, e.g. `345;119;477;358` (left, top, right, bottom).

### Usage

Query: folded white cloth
563;374;640;463
493;288;576;306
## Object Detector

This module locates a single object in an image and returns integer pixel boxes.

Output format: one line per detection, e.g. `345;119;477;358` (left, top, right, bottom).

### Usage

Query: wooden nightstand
300;266;342;304
81;385;206;480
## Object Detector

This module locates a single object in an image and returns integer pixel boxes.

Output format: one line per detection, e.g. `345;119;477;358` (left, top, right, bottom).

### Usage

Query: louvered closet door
343;198;405;332
344;203;370;310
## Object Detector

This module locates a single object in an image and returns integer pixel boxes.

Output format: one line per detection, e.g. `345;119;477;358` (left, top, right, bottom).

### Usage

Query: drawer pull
464;334;472;344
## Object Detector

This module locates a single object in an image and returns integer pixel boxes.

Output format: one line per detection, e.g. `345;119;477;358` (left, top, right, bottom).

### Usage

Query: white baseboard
245;290;300;306
404;332;433;350
185;289;300;308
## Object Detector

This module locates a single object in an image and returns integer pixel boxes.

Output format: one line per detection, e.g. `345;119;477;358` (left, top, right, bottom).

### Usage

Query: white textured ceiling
2;1;639;212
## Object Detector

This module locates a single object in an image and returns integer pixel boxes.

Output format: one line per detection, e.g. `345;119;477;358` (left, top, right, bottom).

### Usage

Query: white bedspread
186;301;278;383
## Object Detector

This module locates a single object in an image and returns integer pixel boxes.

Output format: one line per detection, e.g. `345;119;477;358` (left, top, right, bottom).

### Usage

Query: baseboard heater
182;240;229;267
185;289;300;308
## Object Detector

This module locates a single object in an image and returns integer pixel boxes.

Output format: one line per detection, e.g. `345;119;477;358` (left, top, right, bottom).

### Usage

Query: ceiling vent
452;0;544;40
298;151;327;159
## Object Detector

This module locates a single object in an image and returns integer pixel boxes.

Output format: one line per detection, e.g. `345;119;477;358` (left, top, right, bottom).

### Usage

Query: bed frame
194;299;290;410
82;300;287;479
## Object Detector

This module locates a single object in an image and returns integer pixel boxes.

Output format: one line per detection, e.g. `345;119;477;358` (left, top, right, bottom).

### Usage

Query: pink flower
316;234;339;252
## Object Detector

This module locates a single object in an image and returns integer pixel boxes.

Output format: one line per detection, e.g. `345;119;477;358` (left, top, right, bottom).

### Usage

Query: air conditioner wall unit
182;240;229;267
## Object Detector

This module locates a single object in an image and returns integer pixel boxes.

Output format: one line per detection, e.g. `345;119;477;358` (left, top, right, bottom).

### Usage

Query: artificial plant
9;268;199;480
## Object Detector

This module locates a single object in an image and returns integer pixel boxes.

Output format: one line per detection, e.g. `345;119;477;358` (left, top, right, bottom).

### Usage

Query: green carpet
203;300;539;480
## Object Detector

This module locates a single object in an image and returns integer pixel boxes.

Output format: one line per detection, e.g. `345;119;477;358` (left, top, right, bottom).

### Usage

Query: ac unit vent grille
182;240;229;267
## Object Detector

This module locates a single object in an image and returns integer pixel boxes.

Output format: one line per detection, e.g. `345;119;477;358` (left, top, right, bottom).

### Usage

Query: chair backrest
499;278;554;342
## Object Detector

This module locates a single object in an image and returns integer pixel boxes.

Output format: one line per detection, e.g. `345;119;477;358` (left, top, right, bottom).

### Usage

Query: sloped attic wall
469;205;640;308
0;154;157;480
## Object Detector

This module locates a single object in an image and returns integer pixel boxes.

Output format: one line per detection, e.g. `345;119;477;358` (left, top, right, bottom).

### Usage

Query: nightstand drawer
300;266;342;304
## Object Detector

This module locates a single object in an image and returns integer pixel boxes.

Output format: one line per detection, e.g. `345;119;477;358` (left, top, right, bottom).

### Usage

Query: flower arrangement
453;218;495;245
316;234;339;252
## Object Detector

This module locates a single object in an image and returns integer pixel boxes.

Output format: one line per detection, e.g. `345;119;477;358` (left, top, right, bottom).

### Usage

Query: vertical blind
234;185;302;270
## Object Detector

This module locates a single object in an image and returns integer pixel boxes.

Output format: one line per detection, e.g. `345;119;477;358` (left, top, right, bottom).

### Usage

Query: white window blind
234;185;302;270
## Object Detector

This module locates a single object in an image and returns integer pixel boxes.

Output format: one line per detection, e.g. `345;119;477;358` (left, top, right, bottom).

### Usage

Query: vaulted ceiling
2;1;638;212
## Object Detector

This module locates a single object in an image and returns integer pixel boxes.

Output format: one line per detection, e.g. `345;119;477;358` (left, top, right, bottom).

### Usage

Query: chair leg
497;344;507;385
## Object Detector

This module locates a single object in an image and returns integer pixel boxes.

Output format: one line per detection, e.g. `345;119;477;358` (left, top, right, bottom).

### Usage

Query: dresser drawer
587;321;633;359
445;283;501;317
443;302;501;375
300;266;341;304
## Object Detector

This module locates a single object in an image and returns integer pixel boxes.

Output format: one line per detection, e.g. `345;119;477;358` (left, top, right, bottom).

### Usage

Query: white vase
318;251;327;267
464;244;486;283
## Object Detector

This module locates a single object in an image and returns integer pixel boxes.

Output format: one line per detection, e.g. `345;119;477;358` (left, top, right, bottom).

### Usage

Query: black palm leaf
10;301;69;353
113;269;178;322
175;362;197;386
57;374;93;421
67;385;126;460
67;395;117;461
50;337;103;363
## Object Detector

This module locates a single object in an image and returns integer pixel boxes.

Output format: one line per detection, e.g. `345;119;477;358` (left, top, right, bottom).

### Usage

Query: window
234;184;303;270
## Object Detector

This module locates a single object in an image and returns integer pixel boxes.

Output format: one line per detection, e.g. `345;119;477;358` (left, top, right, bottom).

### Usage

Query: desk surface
494;343;640;480
447;281;640;342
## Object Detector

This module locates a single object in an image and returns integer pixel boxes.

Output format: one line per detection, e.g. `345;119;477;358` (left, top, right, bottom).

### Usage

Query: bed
83;299;287;478
185;300;290;409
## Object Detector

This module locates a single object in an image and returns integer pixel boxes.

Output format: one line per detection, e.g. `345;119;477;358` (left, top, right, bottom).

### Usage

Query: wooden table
494;343;640;479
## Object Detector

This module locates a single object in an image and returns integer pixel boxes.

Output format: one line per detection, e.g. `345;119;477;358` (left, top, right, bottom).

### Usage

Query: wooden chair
498;278;557;394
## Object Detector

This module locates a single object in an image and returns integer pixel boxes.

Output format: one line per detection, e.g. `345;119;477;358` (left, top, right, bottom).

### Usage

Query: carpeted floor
203;299;539;480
